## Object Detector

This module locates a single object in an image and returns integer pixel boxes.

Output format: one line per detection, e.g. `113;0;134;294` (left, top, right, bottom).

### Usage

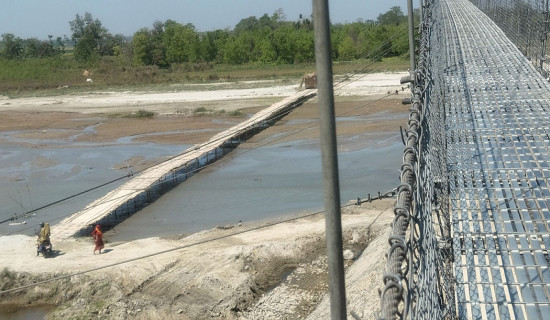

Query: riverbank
0;72;408;319
0;199;394;319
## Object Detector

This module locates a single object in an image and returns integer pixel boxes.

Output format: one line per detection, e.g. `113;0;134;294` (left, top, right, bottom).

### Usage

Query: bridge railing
469;0;550;77
380;0;455;318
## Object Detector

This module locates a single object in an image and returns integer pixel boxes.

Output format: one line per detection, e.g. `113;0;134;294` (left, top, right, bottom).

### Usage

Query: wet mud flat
1;96;407;240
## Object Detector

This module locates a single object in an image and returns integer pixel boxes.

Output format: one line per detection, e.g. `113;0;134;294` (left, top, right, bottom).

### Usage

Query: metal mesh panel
381;0;550;318
469;0;550;77
443;0;550;318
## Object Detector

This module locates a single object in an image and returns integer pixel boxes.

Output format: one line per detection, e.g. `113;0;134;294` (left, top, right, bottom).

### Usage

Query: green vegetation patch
0;6;412;95
107;109;155;118
127;109;155;118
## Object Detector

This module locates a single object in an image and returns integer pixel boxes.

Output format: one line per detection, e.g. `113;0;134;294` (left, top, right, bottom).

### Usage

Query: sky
0;0;407;40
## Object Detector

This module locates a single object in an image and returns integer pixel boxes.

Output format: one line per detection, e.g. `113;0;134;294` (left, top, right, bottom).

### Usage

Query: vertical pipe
541;0;549;73
312;0;347;318
407;0;416;82
419;0;424;25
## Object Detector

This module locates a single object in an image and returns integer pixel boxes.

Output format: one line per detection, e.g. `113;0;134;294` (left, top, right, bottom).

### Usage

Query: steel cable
380;0;456;318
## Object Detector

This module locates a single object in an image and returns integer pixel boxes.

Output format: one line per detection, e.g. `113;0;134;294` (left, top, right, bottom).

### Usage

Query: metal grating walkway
440;0;550;318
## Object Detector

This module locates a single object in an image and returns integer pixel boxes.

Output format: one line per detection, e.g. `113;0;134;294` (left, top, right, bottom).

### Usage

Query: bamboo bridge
51;89;316;241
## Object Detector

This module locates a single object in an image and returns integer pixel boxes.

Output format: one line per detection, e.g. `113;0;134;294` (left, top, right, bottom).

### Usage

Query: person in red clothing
91;224;104;254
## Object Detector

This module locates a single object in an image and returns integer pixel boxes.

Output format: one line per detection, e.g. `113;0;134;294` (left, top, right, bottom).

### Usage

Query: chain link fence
380;0;455;318
380;0;550;318
469;0;550;77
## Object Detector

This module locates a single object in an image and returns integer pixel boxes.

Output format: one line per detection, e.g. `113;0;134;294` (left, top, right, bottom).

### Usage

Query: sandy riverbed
0;72;408;319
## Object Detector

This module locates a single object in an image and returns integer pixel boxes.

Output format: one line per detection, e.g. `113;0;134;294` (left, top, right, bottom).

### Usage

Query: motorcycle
37;239;53;258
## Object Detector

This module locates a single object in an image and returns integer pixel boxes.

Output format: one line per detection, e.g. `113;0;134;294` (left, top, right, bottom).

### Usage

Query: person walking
91;224;104;254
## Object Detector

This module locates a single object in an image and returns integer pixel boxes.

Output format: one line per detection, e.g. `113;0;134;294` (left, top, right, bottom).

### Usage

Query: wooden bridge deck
51;89;316;241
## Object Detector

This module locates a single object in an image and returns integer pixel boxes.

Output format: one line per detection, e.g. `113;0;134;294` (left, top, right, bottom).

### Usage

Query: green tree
338;35;357;60
223;33;251;64
377;6;407;26
248;26;272;62
131;21;169;67
234;16;259;35
355;28;372;59
368;25;393;60
23;38;42;58
199;29;229;63
272;25;295;63
164;21;199;64
1;33;23;59
70;12;112;62
132;28;152;66
258;14;273;29
110;34;127;57
150;21;168;67
22;35;64;58
256;37;276;63
292;28;314;63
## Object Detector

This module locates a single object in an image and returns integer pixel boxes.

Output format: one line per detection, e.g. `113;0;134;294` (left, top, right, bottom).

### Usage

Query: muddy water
0;305;53;320
106;134;402;241
1;115;404;239
0;141;188;235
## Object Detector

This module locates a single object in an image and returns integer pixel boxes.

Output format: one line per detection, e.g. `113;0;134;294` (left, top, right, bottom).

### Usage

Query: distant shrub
136;109;155;118
123;109;155;118
193;107;210;116
228;110;244;117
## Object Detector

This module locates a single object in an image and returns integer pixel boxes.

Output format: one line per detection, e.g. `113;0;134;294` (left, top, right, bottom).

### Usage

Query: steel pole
407;0;417;82
418;0;424;23
312;0;347;318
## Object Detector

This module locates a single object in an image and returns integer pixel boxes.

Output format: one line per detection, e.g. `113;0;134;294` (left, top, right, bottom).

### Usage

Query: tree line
0;7;410;66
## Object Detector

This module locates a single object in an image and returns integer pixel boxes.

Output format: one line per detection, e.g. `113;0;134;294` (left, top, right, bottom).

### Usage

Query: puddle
0;304;53;320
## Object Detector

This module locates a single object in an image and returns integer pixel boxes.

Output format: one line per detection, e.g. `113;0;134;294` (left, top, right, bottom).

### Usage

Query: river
0;113;404;239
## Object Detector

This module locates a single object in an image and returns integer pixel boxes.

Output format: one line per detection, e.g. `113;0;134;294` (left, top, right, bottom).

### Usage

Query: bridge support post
312;0;347;318
407;0;416;83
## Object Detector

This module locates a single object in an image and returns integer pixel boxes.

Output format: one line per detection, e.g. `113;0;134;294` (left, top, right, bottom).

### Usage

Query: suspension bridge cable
0;174;133;226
